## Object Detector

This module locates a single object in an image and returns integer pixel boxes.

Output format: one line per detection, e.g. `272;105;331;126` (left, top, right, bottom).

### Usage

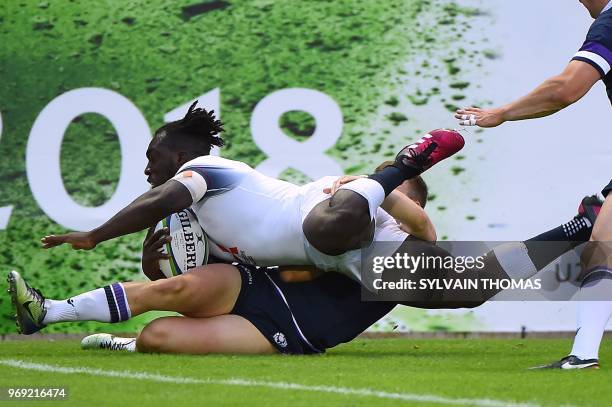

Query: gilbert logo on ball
154;209;209;278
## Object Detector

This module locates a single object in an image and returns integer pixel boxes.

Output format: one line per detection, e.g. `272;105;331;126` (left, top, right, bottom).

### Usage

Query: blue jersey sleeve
572;11;612;77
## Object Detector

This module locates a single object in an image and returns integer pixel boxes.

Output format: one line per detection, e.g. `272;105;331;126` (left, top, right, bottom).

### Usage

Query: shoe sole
398;130;465;171
529;362;601;370
7;272;41;335
7;272;24;334
562;363;600;370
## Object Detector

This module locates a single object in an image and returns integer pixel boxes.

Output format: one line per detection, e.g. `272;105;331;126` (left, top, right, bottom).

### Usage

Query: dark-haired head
144;101;225;187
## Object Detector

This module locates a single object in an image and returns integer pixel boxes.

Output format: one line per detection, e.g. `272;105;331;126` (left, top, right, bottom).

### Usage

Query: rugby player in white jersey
40;102;463;282
455;0;612;369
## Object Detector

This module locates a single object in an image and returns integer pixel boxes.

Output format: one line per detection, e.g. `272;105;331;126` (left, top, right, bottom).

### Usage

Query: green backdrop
0;0;485;333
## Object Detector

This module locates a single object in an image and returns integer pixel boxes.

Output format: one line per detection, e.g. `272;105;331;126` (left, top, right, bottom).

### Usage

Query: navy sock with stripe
524;216;593;270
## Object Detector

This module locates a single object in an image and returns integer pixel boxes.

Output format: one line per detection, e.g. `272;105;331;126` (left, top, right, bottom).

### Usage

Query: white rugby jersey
173;155;308;266
172;156;408;276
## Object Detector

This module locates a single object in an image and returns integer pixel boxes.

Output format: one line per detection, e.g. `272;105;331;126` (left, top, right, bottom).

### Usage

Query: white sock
570;273;612;360
492;242;538;280
338;178;385;221
43;283;131;324
43;299;79;323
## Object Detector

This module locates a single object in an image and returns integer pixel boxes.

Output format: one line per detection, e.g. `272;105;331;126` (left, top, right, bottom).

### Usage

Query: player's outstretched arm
455;60;601;127
41;180;192;250
381;190;436;242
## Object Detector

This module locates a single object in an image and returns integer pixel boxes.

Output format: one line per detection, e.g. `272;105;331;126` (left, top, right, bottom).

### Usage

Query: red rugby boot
395;129;465;174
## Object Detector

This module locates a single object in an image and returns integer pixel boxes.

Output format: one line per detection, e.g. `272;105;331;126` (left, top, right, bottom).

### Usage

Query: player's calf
132;276;191;314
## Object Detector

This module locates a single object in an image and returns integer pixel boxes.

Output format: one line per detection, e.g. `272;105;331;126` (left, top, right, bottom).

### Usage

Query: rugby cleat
7;270;47;335
395;129;465;175
529;355;600;370
577;194;604;227
81;333;136;352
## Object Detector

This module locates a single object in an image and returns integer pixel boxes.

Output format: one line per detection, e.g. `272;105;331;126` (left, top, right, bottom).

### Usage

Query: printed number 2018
1;87;342;231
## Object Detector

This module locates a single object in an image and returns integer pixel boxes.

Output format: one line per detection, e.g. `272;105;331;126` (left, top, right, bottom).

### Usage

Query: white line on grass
1;358;539;407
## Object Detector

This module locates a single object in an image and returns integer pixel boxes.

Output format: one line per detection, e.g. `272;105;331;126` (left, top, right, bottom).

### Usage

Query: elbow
554;90;580;107
421;224;437;242
150;195;177;216
549;78;581;107
163;198;187;214
414;216;437;242
154;188;190;214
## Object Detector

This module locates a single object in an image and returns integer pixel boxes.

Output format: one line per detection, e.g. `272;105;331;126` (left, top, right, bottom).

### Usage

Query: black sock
529;216;593;243
524;216;593;270
368;165;419;196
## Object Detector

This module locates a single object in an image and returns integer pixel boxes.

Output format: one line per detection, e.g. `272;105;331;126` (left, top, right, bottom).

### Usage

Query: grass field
1;338;611;406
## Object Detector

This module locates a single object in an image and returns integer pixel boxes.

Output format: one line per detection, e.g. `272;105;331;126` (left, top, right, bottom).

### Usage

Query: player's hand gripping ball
153;209;209;278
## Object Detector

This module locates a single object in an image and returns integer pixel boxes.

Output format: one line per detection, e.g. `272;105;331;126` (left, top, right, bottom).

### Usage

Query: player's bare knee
137;319;170;352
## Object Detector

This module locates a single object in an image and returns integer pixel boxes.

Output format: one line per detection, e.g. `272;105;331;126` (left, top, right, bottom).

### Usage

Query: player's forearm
382;191;436;241
90;185;187;245
499;76;576;122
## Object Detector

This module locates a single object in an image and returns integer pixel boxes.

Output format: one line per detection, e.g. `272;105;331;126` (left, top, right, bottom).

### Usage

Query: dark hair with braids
155;100;225;155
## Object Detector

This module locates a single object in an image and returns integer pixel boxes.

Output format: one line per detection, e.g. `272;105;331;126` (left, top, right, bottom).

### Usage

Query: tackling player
455;0;612;369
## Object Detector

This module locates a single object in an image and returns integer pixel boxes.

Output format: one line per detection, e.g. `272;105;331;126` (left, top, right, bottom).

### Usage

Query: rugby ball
154;209;209;278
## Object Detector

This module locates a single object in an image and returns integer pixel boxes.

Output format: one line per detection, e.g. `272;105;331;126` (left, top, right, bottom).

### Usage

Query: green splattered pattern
0;0;488;332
